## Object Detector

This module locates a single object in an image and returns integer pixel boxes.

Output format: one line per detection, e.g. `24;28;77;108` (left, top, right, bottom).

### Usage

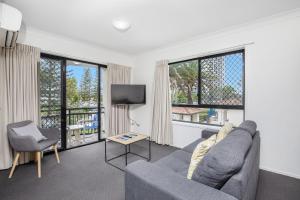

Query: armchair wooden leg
8;152;20;179
36;152;41;178
53;144;60;164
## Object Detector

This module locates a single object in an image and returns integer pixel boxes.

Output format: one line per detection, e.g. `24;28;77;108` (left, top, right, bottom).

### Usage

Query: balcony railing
40;107;105;133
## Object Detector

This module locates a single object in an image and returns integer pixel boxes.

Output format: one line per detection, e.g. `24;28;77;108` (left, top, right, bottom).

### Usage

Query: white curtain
107;63;131;136
0;44;40;169
151;60;173;145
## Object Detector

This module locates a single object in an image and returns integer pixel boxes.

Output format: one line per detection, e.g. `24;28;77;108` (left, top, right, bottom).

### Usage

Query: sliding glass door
39;56;64;148
66;60;100;148
39;54;106;150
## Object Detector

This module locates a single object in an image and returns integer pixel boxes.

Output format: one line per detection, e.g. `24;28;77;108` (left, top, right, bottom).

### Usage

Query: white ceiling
5;0;300;54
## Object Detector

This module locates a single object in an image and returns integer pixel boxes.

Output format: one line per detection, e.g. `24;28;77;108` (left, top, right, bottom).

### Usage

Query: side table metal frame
104;136;151;171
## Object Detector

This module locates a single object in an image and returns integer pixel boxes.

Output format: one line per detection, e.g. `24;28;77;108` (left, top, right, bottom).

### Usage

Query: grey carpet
0;141;176;200
0;141;299;200
256;170;300;200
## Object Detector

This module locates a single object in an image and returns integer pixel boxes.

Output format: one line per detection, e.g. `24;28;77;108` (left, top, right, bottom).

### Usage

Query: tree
66;77;79;107
91;72;98;103
169;61;198;104
40;59;61;115
79;68;93;106
222;85;236;98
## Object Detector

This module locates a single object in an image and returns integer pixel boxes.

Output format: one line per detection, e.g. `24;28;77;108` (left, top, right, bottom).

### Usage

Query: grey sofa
125;121;260;200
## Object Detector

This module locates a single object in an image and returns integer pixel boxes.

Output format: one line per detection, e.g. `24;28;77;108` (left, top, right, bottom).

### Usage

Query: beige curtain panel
107;63;131;136
151;60;173;145
0;44;40;169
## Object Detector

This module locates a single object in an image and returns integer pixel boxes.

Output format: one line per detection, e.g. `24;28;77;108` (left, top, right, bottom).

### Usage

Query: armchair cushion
37;139;59;151
12;122;47;142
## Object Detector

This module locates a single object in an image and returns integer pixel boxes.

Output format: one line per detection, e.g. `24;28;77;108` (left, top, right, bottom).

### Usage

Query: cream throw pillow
216;122;234;143
187;134;217;179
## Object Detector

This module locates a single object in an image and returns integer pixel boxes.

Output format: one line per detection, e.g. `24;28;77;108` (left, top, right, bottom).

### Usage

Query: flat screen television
111;84;146;105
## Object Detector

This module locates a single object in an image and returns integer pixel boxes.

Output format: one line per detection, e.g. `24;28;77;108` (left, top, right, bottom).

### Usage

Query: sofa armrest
202;128;219;139
125;160;237;200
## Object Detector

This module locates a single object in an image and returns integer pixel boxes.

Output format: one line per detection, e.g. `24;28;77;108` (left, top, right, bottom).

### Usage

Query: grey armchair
7;120;60;178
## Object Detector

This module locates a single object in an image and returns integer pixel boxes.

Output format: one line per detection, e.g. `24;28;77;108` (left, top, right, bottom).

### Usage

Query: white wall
131;11;300;178
18;26;134;66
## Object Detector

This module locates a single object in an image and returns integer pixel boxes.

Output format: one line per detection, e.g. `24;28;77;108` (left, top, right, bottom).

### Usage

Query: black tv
111;84;146;105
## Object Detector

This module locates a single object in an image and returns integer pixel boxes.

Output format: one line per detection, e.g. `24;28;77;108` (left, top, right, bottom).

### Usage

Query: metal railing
40;107;105;133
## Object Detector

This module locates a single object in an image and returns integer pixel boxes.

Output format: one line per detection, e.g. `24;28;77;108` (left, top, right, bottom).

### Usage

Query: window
169;50;244;126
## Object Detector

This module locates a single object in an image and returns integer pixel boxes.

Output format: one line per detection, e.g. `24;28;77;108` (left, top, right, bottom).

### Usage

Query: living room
0;1;300;200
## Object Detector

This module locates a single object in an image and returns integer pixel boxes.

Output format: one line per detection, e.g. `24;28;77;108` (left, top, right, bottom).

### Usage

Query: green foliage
176;91;187;103
79;68;93;103
169;60;198;104
40;61;100;110
66;77;79;107
79;68;98;106
222;85;237;99
40;59;61;114
199;110;209;122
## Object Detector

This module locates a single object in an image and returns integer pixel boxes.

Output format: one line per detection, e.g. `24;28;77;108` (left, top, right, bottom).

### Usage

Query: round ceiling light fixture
112;19;131;32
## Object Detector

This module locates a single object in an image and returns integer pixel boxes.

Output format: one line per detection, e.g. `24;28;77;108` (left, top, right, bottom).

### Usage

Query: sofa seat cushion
192;129;252;189
155;150;192;177
182;138;205;153
37;139;58;151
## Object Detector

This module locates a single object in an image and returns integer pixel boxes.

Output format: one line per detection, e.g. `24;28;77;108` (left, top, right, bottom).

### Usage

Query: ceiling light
112;19;131;32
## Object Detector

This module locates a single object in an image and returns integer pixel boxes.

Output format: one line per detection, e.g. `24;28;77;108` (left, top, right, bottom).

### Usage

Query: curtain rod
168;42;255;63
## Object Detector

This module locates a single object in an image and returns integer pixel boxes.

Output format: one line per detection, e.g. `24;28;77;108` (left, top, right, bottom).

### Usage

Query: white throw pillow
13;123;47;142
216;122;234;143
187;134;217;179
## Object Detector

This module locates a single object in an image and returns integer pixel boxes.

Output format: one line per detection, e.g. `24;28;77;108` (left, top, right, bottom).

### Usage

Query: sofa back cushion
221;132;260;200
192;128;252;189
237;120;257;137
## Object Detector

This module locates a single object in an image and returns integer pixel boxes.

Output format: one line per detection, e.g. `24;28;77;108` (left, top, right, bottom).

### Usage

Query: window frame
169;49;245;110
40;53;107;152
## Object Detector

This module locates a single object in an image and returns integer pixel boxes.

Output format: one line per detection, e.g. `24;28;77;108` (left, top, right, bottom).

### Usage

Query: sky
224;53;243;93
67;65;98;88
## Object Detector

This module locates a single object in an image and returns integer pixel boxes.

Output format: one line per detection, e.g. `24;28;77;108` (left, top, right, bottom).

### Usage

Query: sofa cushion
182;138;205;153
37;139;58;151
216;122;233;143
155;150;191;177
192;128;252;189
237;120;257;137
221;133;260;200
187;134;217;179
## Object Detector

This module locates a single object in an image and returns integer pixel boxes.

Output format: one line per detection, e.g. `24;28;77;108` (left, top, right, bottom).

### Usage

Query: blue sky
224;53;243;93
67;65;98;88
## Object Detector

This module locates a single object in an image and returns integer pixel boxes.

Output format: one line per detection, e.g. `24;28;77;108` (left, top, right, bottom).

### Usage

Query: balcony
40;107;105;148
